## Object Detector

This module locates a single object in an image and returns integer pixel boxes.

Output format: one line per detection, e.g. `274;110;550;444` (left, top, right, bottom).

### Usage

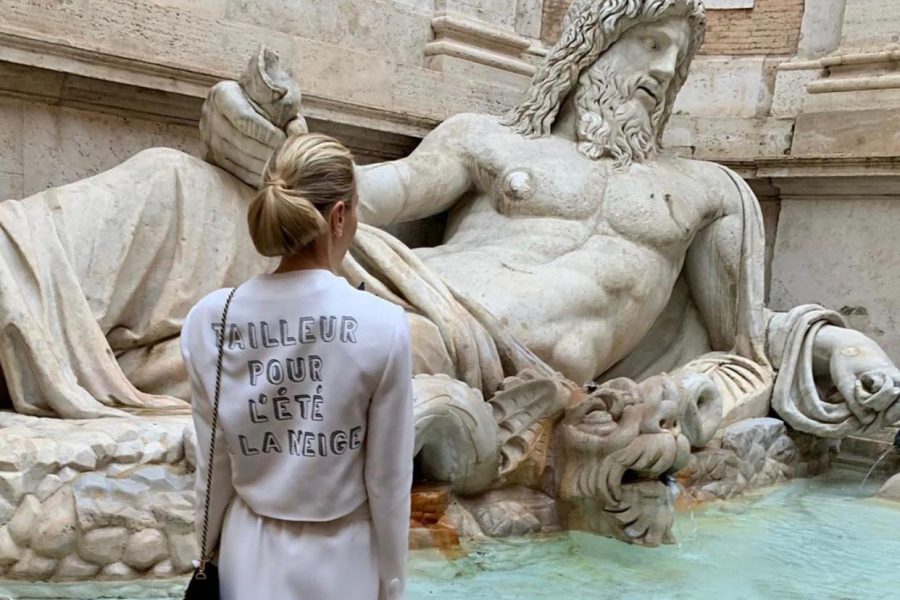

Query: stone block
77;527;128;566
22;103;202;196
226;0;433;65
771;197;900;364
151;559;175;577
122;529;168;571
53;555;100;580
0;473;24;506
770;67;820;119
0;173;24;202
34;474;64;502
168;531;198;574
411;484;451;526
31;487;78;558
663;115;793;160
672;56;767;119
840;0;900;50
183;426;198;471
139;441;167;464
56;443;98;472
0;98;23;175
0;497;13;524
792;108;900;157
8;494;41;546
7;549;56;580
877;473;900;502
98;561;137;581
151;492;195;532
0;526;20;567
463;486;559;536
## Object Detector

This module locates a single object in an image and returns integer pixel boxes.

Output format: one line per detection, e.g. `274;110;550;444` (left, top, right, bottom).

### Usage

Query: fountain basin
2;469;897;600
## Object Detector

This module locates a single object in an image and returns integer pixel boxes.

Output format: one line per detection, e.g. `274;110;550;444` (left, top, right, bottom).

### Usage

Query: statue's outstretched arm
686;165;900;436
355;114;474;227
200;48;472;227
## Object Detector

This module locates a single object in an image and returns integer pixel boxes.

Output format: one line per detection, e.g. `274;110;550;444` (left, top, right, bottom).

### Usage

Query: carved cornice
0;29;216;97
425;12;535;78
723;156;900;197
0;28;439;138
778;47;900;94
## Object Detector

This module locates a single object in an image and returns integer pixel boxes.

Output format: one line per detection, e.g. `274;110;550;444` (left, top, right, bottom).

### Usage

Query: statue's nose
649;46;678;86
639;398;680;435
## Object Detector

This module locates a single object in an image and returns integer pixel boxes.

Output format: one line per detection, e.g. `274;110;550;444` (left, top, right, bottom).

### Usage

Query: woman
180;133;414;600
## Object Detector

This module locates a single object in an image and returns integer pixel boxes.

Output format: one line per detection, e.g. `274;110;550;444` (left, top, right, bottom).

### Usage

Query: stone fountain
1;0;900;587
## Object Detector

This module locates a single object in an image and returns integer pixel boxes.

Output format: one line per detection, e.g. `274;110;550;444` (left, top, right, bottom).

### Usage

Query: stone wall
0;414;198;581
0;97;201;201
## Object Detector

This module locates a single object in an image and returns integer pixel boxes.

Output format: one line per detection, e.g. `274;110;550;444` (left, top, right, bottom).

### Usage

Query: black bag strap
197;286;237;577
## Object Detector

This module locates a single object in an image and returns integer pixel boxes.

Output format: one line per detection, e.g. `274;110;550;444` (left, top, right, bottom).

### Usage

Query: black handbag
184;287;237;600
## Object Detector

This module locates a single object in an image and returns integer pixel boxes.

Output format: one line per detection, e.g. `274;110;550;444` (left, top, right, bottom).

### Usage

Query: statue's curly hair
503;0;706;145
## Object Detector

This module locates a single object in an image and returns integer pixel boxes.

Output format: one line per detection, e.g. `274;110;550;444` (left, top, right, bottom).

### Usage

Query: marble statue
2;0;900;552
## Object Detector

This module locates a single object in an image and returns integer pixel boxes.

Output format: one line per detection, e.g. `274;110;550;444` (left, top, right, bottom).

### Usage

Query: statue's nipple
501;170;535;204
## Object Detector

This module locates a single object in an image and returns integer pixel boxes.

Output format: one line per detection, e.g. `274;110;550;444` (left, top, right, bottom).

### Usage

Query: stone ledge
426;12;535;79
0;0;527;139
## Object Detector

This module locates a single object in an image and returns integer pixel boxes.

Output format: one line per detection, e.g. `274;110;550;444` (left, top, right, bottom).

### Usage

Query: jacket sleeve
364;310;414;600
181;305;236;562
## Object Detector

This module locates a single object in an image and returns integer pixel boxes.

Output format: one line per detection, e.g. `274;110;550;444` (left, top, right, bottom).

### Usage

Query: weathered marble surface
877;472;900;502
0;413;197;580
680;417;837;502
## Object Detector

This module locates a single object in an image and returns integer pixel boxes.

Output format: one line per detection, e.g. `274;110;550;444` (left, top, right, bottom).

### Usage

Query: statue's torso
416;116;729;383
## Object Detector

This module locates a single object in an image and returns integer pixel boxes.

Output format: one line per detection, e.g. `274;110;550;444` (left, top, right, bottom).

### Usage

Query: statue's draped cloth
0;149;271;418
0;151;878;435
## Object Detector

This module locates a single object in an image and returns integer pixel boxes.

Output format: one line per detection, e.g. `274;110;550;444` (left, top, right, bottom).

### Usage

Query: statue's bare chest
471;136;722;249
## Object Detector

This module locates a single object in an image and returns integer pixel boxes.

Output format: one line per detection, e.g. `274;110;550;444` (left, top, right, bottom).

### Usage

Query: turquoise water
3;470;899;600
407;470;900;600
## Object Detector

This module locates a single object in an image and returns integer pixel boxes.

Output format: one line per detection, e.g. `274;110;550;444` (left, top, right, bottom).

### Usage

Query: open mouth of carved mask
593;431;692;545
559;396;694;547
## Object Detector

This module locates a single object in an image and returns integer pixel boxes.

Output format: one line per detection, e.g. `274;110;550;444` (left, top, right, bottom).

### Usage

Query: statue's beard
574;64;665;167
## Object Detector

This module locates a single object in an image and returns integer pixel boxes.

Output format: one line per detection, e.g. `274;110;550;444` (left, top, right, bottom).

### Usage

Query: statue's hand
820;327;900;424
199;47;308;187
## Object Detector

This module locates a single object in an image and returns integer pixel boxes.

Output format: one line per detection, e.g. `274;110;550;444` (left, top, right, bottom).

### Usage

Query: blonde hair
248;133;355;257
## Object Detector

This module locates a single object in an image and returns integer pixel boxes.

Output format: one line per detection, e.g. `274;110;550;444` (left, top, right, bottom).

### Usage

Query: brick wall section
541;0;805;56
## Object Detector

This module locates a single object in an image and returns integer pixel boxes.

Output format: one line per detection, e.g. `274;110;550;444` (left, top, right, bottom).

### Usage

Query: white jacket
181;269;414;598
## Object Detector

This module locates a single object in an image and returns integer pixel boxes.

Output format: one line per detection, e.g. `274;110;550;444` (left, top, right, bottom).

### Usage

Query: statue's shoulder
668;155;750;200
431;112;504;142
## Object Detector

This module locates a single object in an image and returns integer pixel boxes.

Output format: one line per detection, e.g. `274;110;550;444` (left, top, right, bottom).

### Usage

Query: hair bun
247;133;355;257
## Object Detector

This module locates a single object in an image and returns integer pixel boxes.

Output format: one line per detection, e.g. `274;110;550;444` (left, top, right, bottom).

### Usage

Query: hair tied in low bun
247;133;355;257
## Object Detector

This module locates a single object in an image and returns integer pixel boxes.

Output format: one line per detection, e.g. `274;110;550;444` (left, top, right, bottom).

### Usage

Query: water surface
407;470;900;600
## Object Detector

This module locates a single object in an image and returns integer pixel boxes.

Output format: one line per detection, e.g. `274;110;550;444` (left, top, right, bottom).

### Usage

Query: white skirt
218;496;379;600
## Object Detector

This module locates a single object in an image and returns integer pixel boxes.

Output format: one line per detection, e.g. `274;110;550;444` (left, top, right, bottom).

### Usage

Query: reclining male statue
2;0;899;545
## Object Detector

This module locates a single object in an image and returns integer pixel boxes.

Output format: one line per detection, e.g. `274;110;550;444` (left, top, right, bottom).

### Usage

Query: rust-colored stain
408;484;464;555
410;483;450;527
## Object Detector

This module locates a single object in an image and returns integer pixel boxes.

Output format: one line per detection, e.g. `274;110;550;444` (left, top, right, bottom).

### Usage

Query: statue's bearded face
574;15;690;166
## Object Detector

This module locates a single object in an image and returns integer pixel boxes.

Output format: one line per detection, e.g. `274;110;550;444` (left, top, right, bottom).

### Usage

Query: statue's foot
413;370;571;496
413;374;499;495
